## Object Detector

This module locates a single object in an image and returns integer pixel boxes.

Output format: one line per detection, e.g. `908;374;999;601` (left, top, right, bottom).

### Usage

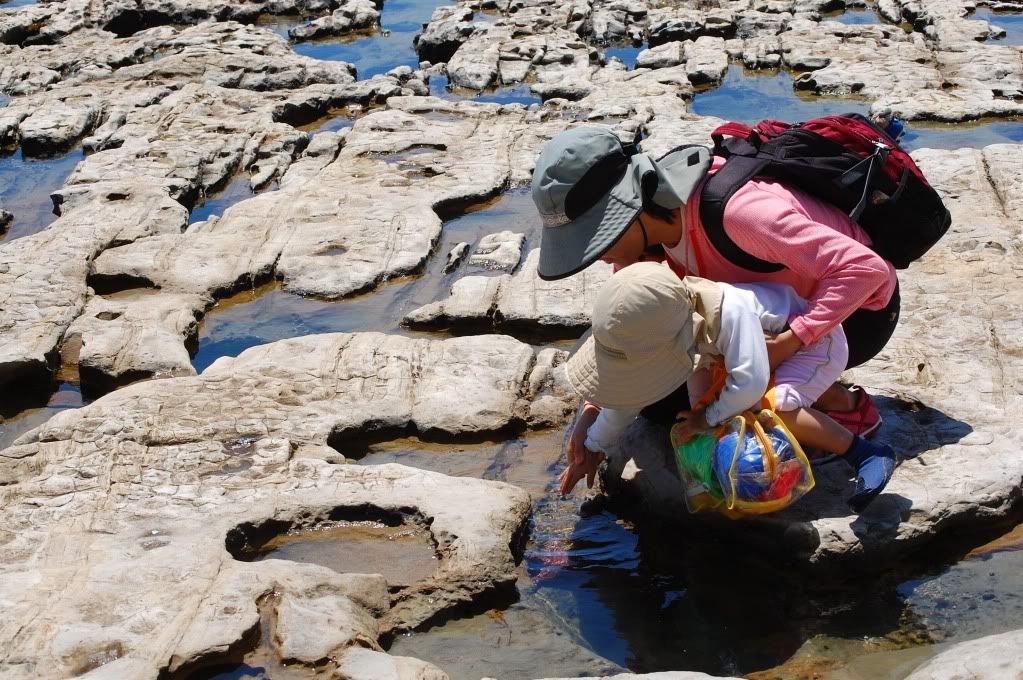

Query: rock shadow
601;392;979;576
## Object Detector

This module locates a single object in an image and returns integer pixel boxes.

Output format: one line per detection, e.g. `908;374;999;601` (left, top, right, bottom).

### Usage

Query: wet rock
404;249;612;333
468;230;525;271
65;104;567;381
904;629;1023;679
636;41;686;69
647;6;736;46
444;241;470;273
64;290;209;390
0;187;188;388
18;101;100;156
599;144;1023;575
338;647;450;680
684;36;729;85
0;207;11;232
0;414;532;679
415;5;476;64
447;25;592;91
540;673;742;679
289;0;380;42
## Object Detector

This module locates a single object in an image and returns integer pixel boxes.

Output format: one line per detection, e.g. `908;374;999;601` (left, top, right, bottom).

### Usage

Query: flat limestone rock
289;0;380;42
0;187;188;387
538;673;742;679
684;36;728;85
0;331;578;677
404;249;612;334
64;290;210;389
636;41;686;69
0;453;529;679
598;145;1023;574
467;230;526;271
415;5;476;64
903;629;1023;679
339;647;450;680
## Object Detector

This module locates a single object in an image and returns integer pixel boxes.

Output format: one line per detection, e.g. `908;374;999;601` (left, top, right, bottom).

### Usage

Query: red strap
710;122;755;146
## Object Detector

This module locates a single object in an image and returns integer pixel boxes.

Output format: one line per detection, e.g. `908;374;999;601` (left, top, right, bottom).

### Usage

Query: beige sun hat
566;262;723;410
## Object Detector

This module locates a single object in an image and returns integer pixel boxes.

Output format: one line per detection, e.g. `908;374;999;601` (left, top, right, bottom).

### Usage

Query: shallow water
253;521;439;587
900;119;1023;151
0;148;84;241
191;190;539;371
369;433;1023;679
603;43;643;69
0;382;85;450
428;74;543;106
290;0;443;79
690;65;870;123
0;0;39;7
691;65;1023;152
4;5;1023;678
975;7;1023;45
824;6;884;25
189;174;256;224
296;108;355;133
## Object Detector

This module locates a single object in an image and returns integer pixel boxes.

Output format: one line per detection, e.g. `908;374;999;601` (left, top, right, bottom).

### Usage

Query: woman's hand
674;407;710;442
765;329;803;372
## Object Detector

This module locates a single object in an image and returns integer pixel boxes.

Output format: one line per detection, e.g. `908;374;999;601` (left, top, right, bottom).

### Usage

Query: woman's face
599;218;647;268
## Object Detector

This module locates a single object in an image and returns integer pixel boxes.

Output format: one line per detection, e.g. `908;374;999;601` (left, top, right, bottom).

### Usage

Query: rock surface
0;332;578;678
903;629;1023;679
467;230;526;271
405;249;612;334
289;0;380;42
599;144;1023;574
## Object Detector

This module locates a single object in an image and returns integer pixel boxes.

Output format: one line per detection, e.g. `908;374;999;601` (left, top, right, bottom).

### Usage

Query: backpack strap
698;152;785;274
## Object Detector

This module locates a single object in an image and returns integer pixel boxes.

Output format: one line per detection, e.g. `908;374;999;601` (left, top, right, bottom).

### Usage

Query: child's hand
567;402;602;468
559;448;605;496
674;407;710;442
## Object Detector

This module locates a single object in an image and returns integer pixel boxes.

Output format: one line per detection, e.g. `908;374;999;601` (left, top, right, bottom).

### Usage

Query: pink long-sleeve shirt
665;157;897;346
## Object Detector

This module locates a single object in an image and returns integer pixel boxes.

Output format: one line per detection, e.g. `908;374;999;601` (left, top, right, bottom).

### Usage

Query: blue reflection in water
0;383;85;451
824;6;883;24
0;0;40;7
974;8;1023;45
428;74;541;106
604;43;643;69
206;664;267;680
192;191;539;372
292;0;443;78
690;64;868;123
900;119;1023;151
0;148;84;241
189;174;255;225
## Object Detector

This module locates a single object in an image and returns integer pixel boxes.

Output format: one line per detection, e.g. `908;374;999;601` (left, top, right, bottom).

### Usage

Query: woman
531;126;899;492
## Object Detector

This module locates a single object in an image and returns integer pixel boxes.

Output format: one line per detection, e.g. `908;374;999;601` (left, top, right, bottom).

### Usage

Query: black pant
640;280;902;424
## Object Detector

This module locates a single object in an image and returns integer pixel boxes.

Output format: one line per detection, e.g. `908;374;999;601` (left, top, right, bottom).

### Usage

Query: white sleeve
704;288;771;426
584;407;641;454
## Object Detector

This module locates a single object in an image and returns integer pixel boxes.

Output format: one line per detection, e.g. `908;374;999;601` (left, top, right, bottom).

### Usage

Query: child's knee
774;384;811;413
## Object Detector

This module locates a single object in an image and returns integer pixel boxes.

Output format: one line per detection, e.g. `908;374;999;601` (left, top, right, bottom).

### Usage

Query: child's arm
584;407;641;454
560;406;640;495
704;289;772;426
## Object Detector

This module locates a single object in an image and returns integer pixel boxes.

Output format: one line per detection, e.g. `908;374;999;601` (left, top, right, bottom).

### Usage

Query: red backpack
698;113;952;271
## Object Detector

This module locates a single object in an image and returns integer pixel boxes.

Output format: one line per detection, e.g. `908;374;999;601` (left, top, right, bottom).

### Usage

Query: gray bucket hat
531;126;711;281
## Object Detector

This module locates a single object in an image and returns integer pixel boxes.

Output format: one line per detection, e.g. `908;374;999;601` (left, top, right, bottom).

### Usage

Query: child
562;261;896;513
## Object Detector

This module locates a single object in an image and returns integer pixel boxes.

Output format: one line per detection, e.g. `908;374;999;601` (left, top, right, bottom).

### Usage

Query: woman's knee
842;282;901;369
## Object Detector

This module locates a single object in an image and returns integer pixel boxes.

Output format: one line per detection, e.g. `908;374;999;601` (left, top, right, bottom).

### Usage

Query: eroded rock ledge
0;332;579;678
